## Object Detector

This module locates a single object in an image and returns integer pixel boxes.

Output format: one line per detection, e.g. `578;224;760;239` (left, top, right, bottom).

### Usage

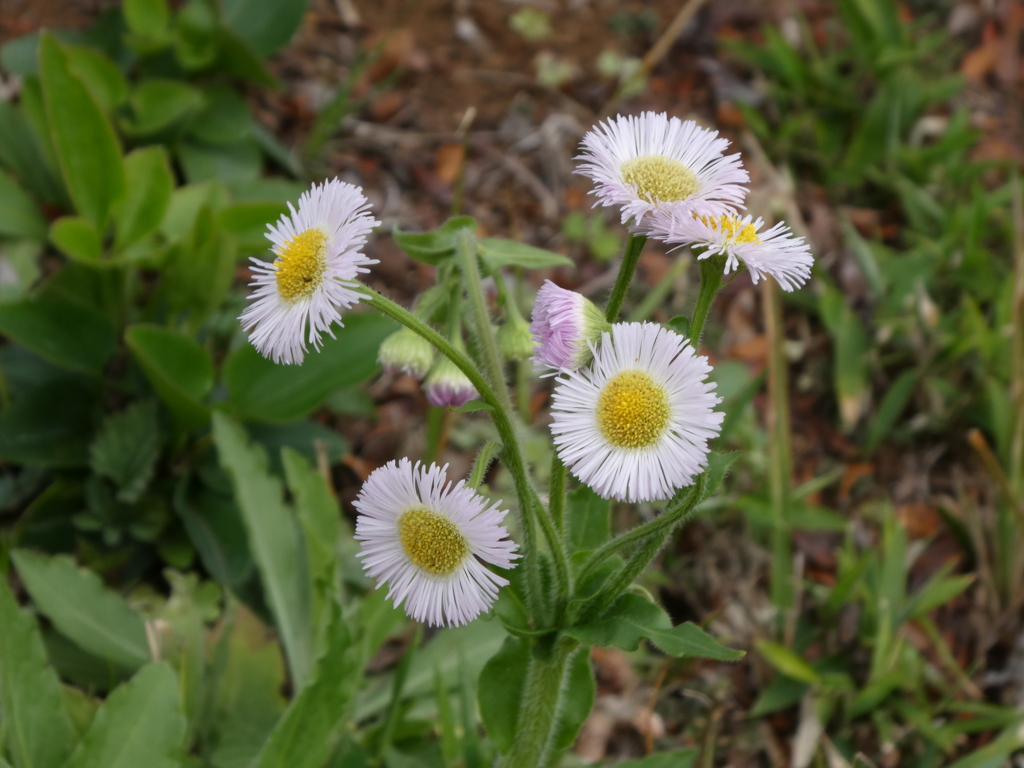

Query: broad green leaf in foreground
63;663;185;768
224;312;396;422
125;324;213;427
252;606;359;768
38;33;124;230
0;298;115;375
10;550;150;670
213;413;312;686
0;578;74;768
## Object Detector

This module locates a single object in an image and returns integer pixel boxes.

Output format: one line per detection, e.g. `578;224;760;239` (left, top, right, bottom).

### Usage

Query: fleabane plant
239;110;813;767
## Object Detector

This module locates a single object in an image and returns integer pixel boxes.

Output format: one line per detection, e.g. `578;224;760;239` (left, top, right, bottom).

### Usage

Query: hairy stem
500;643;577;768
549;454;567;536
604;233;647;322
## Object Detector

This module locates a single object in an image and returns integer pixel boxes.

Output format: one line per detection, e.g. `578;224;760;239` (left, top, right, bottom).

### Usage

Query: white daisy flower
550;322;723;503
649;210;813;291
239;178;379;365
575;111;749;232
354;458;519;627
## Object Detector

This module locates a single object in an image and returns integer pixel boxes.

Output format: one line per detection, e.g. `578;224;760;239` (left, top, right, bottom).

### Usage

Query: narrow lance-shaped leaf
212;413;313;687
252;604;360;768
0;578;74;768
10;550;150;670
62;663;186;768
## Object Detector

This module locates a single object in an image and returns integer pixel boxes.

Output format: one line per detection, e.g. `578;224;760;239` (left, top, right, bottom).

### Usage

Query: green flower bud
379;327;435;380
496;311;536;361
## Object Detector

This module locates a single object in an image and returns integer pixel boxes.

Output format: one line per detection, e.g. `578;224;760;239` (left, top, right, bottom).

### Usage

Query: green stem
500;643;577;768
763;278;793;621
574;479;703;590
549;454;567;536
424;406;446;465
688;254;725;347
604;234;647;322
456;229;513;414
359;287;570;617
576;474;706;622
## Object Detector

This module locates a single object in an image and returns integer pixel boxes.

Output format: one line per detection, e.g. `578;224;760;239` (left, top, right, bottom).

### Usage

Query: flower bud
496;311;536;361
423;356;478;408
530;281;610;376
379;327;435;380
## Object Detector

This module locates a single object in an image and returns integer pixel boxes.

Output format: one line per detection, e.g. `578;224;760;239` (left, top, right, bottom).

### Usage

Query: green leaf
174;480;253;589
566;486;610;554
209;606;286;768
62;663;186;768
221;0;311;57
750;674;809;717
478;238;573;270
49;217;101;263
89;400;161;504
392;217;476;265
613;750;698;768
64;44;128;112
0;168;47;240
565;593;743;661
38;33;124;230
864;369;917;454
189;84;251;145
0;578;74;768
163;206;235;323
666;315;690;338
213;413;313;686
252;605;359;768
355;620;506;721
477;636;528;753
224;312;396;423
120;79;202;137
0;378;96;467
551;648;595;750
10;550;150;670
818;286;869;430
0;101;64;207
0;298;115;375
113;146;173;252
756;641;820;684
218;201;286;254
283;448;341;638
906;573;975;620
125;324;213;428
177;140;262;184
123;0;169;38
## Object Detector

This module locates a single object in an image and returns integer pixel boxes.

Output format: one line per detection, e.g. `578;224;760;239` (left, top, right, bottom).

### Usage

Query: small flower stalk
530;280;611;376
379;327;435;379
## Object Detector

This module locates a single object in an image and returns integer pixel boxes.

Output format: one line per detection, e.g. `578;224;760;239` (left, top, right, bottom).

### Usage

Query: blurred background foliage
0;0;1023;766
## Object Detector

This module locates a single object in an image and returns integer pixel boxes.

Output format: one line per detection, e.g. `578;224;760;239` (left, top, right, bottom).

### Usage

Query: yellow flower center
621;155;699;203
398;508;469;576
696;214;760;245
597;370;670;448
274;228;329;302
